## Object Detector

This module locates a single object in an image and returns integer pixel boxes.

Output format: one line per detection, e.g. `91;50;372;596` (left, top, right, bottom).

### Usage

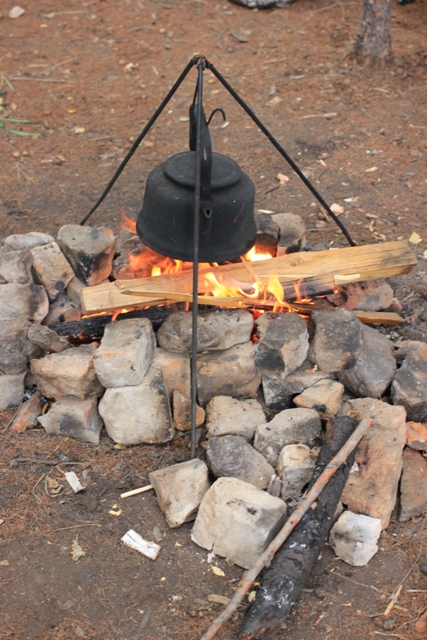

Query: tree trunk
354;0;393;63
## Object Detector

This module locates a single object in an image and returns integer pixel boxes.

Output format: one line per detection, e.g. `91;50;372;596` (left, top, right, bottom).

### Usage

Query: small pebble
420;563;427;577
314;587;327;599
383;618;395;630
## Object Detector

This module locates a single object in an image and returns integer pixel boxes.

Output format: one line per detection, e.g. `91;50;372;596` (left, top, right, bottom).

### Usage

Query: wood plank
81;240;417;314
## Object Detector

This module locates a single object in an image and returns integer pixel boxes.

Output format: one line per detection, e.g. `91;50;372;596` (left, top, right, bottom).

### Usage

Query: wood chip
121;529;160;560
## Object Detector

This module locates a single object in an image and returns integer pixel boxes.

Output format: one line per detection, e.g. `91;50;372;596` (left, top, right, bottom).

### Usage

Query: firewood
80;240;417;315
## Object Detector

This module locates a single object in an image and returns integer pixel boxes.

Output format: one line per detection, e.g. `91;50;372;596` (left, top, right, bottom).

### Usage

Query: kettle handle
189;104;212;199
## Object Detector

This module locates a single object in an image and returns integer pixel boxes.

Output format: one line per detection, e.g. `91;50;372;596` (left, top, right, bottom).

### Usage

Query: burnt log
239;415;359;639
49;305;175;344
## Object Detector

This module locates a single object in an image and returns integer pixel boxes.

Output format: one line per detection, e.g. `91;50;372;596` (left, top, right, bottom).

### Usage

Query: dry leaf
74;127;85;134
47;477;63;495
330;203;344;215
0;559;9;566
9;6;26;19
211;566;225;577
113;443;128;449
344;196;359;203
108;504;122;517
365;166;378;173
276;173;289;185
208;594;230;605
248;591;257;603
266;96;283;108
409;232;423;245
71;539;86;562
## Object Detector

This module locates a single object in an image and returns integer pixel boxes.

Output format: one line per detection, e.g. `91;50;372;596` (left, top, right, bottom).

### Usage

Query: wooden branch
80;241;416;315
200;417;372;640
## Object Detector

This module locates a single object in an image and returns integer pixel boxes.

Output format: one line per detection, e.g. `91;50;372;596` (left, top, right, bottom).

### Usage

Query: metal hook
206;108;227;126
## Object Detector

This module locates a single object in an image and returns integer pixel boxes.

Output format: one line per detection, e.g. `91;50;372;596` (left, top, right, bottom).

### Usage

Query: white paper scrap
64;472;85;493
121;529;161;560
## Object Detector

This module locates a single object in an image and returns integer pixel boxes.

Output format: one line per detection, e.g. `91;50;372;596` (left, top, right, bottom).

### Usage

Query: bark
354;0;393;63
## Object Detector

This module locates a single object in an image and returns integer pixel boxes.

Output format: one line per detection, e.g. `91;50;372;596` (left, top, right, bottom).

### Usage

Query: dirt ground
1;1;427;639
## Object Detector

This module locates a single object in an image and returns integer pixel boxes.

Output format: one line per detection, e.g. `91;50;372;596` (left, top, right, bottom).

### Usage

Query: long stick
200;417;371;640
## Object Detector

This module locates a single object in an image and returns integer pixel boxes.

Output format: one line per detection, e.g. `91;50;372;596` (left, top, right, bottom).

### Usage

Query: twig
14;458;86;465
373;633;410;640
0;74;14;90
200;417;371;640
330;569;389;595
120;484;153;499
54;523;102;532
43;58;75;74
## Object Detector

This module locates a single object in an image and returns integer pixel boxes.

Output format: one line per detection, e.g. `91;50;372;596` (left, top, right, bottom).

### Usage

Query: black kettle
136;106;257;263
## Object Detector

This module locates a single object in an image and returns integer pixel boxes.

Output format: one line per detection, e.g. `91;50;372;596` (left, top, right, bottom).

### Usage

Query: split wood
200;417;371;640
120;484;153;499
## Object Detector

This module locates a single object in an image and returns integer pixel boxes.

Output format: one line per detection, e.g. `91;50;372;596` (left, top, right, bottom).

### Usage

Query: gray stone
277;444;319;499
341;398;407;529
31;343;103;400
57;224;116;286
255;312;309;379
93;318;155;388
0;371;26;410
197;341;261;407
0;318;41;374
98;363;174;444
66;277;85;307
42;294;81;325
394;340;427;364
191;477;287;569
391;356;427;422
30;241;75;301
293;379;345;417
261;360;333;410
28;324;71;353
272;213;307;255
206;435;275;490
172;390;205;431
38;395;103;444
337;325;396;398
399;447;427;522
254;213;280;256
327;279;394;311
0;250;33;284
206;396;266;440
254;407;322;466
157;309;254;354
308;308;363;373
0;283;49;323
149;459;210;528
3;231;55;251
329;511;382;566
153;348;191;401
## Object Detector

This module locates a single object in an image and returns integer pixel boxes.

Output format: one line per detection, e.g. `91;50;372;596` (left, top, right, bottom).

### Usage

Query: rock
157;309;254;354
31;343;103;399
293;379;344;417
38;395;103;444
57;224;116;286
191;477;287;569
206;435;275;490
28;324;71;353
254;407;322;466
42;294;81;325
391;355;427;422
341;398;407;529
172;390;205;431
66;276;85;307
149;459;210;528
394;340;427;364
93;318;155;388
329;511;382;566
406;421;427;452
197;341;261;407
254;213;279;257
11;392;42;433
98;363;174;444
29;241;75;301
272;213;306;255
205;396;266;440
308;308;363;373
255;312;309;379
0;371;26;410
337;325;396;398
0;283;49;323
327;279;394;311
399;447;427;522
277;444;319;499
0;318;41;374
153;347;190;401
0;250;33;284
261;359;332;410
3;231;55;251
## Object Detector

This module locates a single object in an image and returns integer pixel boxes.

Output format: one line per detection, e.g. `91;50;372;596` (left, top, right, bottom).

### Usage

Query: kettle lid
164;151;241;189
